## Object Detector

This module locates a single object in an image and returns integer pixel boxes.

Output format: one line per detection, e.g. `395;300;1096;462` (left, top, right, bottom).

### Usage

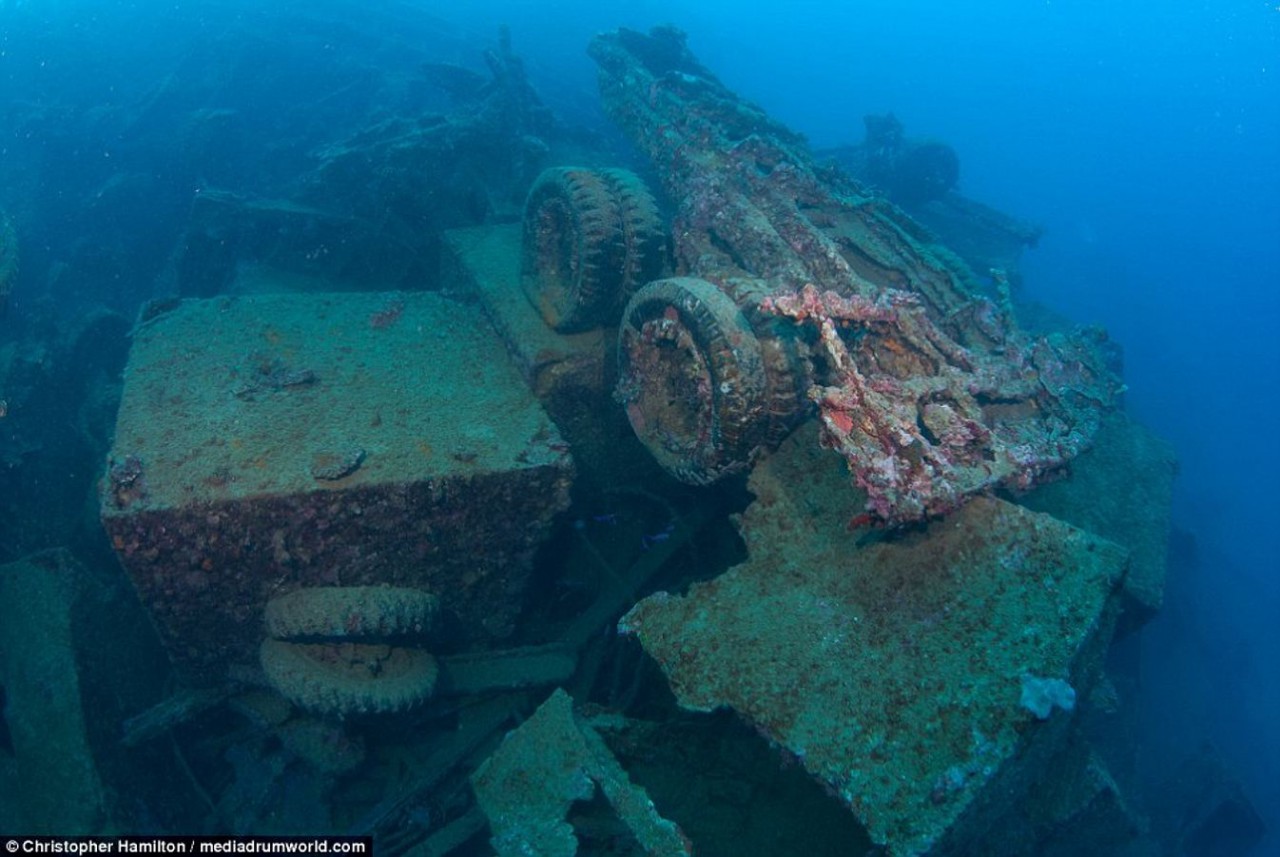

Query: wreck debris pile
0;6;1262;851
101;292;573;680
590;26;1122;523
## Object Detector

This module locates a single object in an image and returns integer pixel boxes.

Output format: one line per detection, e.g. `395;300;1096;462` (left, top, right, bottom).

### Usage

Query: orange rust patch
825;409;855;436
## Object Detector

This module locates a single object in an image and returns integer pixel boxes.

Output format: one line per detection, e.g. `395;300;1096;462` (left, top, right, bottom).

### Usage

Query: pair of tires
522;168;811;485
259;586;440;718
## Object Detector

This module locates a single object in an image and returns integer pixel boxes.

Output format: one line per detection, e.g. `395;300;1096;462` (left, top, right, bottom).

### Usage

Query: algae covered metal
590;26;1122;524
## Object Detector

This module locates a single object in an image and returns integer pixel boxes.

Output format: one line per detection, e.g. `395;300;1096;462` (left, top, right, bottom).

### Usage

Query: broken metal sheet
621;427;1129;855
471;688;691;857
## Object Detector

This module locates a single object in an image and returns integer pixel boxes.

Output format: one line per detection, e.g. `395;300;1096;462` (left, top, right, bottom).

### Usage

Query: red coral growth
592;28;1123;525
763;285;1120;526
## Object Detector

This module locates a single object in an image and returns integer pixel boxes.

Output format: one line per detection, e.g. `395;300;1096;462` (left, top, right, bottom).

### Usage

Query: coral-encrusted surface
102;292;572;680
621;426;1128;856
1017;411;1177;632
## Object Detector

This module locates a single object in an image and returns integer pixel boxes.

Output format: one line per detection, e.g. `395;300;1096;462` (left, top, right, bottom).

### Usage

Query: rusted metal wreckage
573;26;1122;524
511;25;1165;856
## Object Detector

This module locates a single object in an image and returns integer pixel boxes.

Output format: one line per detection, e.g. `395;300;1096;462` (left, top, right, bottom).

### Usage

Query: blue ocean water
1;0;1276;852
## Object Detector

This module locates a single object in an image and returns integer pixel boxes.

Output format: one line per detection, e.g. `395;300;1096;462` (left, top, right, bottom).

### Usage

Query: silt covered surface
102;291;572;679
1017;410;1177;631
621;427;1129;855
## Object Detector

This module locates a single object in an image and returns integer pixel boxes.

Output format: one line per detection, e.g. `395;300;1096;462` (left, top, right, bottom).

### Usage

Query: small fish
640;530;671;550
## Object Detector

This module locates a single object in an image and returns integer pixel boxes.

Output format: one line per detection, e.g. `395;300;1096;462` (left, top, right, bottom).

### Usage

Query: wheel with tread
598;167;668;312
521;166;667;332
264;585;439;641
616;277;770;484
260;638;439;717
258;585;440;717
521;167;625;332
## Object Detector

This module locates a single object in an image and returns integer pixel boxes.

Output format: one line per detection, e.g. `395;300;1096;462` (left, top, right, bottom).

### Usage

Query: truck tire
521;167;666;332
617;277;769;484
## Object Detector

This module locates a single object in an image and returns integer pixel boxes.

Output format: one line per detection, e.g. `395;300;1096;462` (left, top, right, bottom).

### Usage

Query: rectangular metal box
102;291;572;680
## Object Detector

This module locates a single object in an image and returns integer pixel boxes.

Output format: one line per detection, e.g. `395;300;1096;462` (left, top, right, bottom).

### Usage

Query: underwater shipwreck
0;22;1267;857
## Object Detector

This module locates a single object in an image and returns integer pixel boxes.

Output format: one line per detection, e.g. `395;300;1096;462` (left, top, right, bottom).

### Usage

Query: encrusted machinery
587;26;1123;524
